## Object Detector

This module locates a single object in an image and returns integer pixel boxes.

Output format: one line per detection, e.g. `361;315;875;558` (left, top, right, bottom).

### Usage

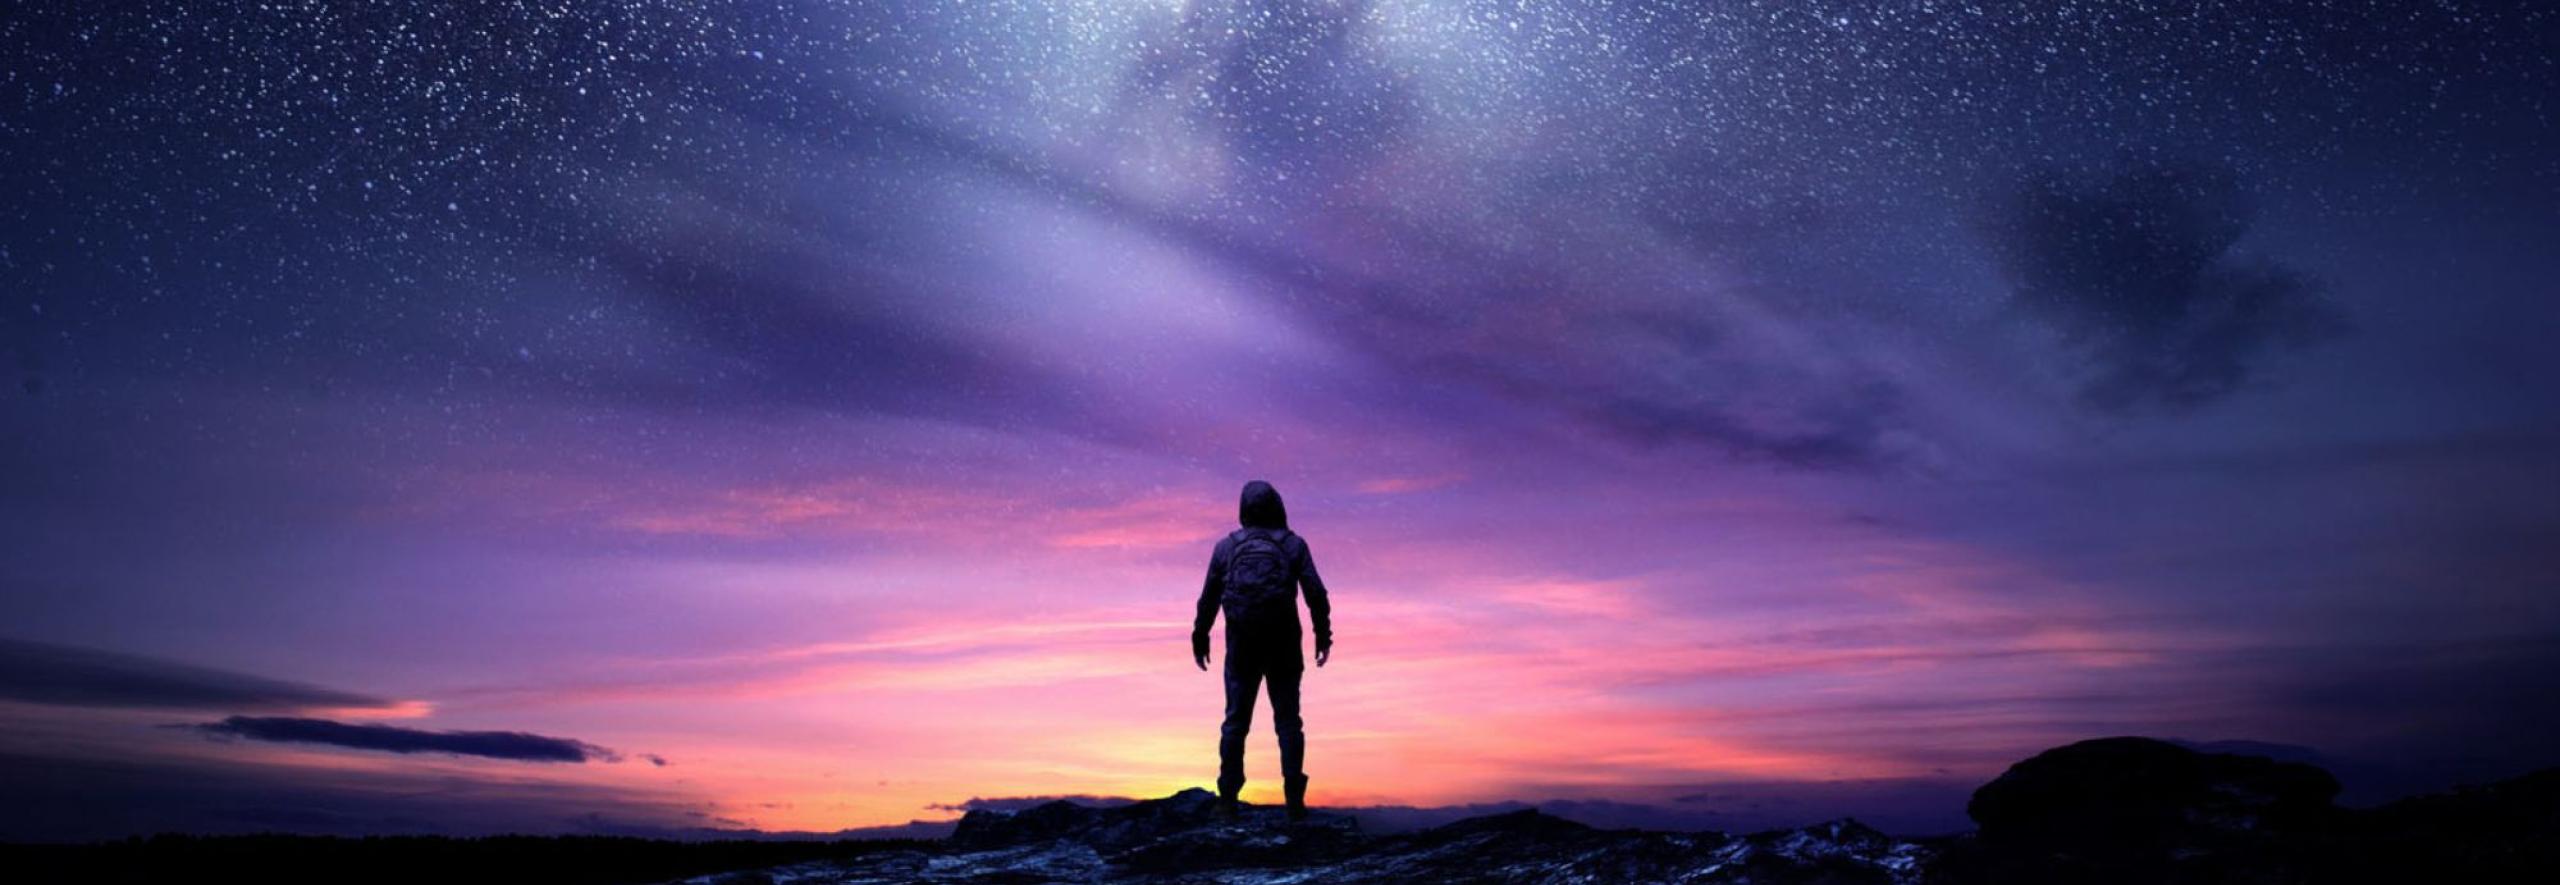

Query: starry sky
3;0;2556;841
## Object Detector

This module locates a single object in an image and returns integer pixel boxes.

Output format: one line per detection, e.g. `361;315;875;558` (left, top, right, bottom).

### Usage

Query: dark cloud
178;716;621;764
0;636;395;712
1984;157;2348;411
1171;206;1916;470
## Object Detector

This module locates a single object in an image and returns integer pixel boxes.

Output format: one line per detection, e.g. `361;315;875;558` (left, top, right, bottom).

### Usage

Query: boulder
1940;736;2345;884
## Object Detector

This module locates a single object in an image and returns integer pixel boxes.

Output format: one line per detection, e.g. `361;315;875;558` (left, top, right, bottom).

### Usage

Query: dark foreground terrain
679;788;1926;884
8;737;2555;884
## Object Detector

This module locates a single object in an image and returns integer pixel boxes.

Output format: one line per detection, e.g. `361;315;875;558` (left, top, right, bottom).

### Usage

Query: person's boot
1283;773;1310;821
1215;782;1242;822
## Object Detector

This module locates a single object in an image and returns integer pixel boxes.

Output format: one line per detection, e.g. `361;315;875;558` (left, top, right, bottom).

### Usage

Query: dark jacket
1193;481;1333;650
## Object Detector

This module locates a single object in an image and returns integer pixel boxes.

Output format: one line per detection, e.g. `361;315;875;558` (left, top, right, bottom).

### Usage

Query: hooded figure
1192;479;1333;820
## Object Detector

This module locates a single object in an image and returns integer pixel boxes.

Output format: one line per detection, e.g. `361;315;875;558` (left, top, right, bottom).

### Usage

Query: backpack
1220;528;1296;626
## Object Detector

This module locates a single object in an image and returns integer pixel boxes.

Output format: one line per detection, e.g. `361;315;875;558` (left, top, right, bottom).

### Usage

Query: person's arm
1192;538;1226;670
1297;537;1333;666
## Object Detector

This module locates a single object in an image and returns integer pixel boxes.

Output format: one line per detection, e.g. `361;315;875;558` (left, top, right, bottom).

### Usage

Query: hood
1238;480;1288;530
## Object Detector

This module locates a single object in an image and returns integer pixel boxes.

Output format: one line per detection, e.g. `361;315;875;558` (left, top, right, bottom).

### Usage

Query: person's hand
1192;632;1211;671
1315;639;1332;667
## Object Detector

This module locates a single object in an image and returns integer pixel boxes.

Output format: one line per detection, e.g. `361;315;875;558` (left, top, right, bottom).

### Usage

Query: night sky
3;0;2557;841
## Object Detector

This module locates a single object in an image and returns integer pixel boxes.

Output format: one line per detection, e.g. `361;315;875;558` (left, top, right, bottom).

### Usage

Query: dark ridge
4;738;2553;884
0;832;939;885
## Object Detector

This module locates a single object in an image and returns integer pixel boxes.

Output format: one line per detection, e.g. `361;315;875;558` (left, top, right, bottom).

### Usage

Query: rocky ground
668;787;1925;884
670;737;2559;885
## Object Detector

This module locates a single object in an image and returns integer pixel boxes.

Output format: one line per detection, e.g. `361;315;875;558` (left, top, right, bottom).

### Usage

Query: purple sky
3;0;2557;841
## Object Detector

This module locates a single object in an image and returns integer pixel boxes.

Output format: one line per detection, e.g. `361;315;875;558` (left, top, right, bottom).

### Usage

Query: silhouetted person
1192;479;1332;821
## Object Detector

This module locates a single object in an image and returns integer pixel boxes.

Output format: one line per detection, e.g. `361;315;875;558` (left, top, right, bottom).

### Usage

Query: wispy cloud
0;637;423;716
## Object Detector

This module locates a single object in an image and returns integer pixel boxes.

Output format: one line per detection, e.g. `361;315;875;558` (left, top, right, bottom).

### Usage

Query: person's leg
1218;643;1265;800
1267;643;1307;817
1268;652;1305;783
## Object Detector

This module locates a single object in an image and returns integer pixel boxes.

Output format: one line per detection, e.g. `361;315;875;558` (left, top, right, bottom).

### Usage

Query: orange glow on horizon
257;475;2267;835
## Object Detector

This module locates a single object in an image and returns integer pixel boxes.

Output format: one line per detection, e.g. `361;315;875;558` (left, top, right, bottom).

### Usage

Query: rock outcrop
1928;736;2559;885
677;786;1925;884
